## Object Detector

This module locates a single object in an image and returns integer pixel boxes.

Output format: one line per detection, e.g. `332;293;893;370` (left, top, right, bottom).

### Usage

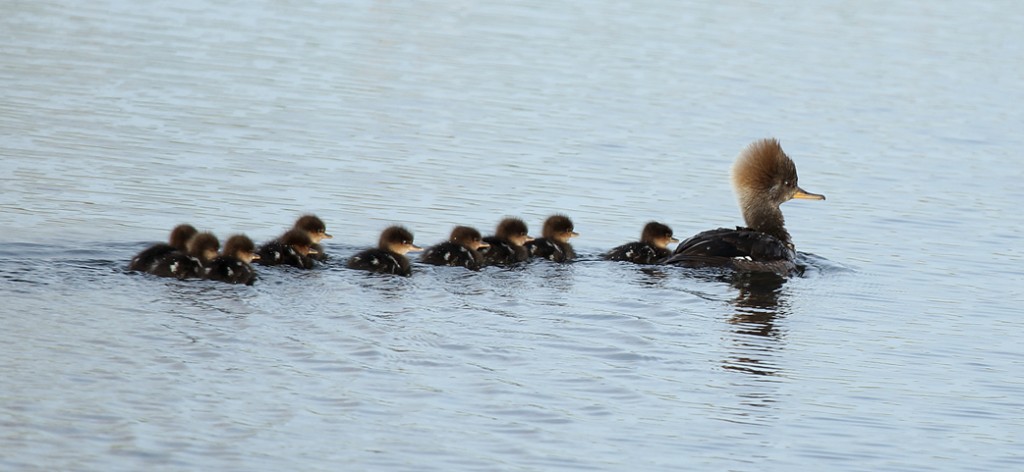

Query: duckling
420;226;491;271
525;214;579;262
479;217;534;266
256;229;316;269
605;221;679;264
205;234;260;285
146;232;219;280
293;214;332;262
347;226;422;276
128;223;197;272
662;138;825;274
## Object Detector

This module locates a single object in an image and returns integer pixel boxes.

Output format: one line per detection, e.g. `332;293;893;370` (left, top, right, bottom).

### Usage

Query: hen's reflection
721;272;789;377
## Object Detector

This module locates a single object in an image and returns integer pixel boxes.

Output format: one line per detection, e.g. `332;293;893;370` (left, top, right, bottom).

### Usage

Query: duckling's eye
783;180;792;187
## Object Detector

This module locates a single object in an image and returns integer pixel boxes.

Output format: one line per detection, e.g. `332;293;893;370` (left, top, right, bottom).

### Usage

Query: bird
292;214;332;261
525;214;579;262
479;217;534;266
128;224;197;272
205;234;260;285
255;229;317;269
146;231;220;280
347;226;423;276
420;226;491;271
604;221;679;264
661;138;825;274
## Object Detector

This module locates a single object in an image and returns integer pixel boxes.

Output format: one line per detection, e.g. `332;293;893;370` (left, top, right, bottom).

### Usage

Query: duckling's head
640;221;679;249
380;226;422;255
294;214;332;243
450;226;490;251
731;139;825;233
222;234;259;264
187;232;220;262
169;224;199;251
280;229;315;256
495;217;533;246
542;214;579;243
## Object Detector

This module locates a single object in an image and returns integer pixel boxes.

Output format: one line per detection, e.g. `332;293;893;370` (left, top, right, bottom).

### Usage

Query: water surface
2;1;1023;470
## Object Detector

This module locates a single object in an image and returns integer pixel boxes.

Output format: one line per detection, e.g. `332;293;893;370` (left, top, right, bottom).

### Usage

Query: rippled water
3;0;1023;470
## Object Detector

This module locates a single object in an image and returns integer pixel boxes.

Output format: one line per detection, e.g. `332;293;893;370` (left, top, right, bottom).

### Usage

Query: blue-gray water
2;1;1023;470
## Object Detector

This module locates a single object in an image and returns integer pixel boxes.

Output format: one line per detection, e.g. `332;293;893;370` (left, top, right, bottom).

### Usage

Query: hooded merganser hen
146;231;220;279
205;234;260;285
347;225;422;276
420;225;491;271
256;229;317;269
479;217;534;266
604;221;680;264
128;223;198;272
661;138;825;274
525;214;579;263
293;214;332;262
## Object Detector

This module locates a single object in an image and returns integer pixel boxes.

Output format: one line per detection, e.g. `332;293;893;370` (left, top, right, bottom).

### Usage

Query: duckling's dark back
420;242;485;270
348;248;412;276
525;238;575;262
256;229;315;269
421;226;486;270
604;242;669;265
205;257;258;285
480;237;529;266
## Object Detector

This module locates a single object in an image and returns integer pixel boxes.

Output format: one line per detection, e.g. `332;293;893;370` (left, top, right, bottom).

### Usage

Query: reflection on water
724;272;788;377
729;272;789;336
715;271;789;424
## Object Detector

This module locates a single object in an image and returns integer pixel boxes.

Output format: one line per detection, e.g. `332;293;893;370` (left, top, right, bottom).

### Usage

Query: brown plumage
206;234;259;285
525;214;579;262
128;223;198;272
293;214;332;261
348;226;422;276
605;221;679;264
421;226;491;270
145;231;219;280
663;138;825;274
480;217;534;266
256;229;316;269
